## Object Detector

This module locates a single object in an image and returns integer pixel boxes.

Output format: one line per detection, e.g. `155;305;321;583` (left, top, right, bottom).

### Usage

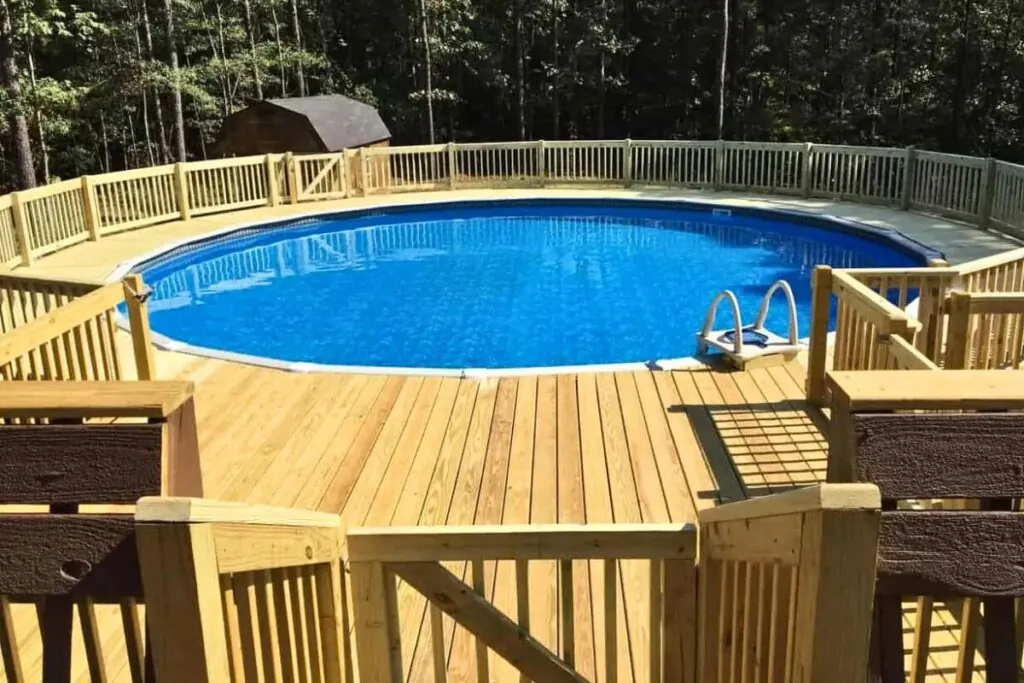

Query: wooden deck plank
632;370;698;523
576;373;613;683
259;375;372;508
529;375;560;661
350;376;442;526
403;380;479;683
556;374;597;681
289;374;388;509
484;375;537;683
316;375;408;515
438;378;498;683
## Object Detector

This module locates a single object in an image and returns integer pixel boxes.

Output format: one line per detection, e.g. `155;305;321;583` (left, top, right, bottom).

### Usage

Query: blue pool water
135;200;932;369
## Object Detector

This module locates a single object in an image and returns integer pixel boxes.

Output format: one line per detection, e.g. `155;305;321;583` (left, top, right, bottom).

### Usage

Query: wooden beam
346;523;696;562
135;522;231;682
0;381;194;420
135;496;341;527
391;560;589;683
698;484;880;525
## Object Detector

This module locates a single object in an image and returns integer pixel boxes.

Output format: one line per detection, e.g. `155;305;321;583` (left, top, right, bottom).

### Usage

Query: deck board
3;356;980;682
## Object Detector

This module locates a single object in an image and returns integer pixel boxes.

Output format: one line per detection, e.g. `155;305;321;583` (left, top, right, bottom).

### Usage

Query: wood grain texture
854;413;1024;499
877;511;1024;597
0;516;141;599
0;424;163;503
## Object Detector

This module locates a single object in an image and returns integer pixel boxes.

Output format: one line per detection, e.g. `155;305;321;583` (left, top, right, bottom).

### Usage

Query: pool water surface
134;200;932;370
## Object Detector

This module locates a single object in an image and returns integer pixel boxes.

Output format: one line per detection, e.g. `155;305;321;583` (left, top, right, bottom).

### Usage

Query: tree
0;0;35;188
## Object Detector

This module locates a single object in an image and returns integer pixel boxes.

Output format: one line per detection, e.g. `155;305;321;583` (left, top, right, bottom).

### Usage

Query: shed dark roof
265;95;391;151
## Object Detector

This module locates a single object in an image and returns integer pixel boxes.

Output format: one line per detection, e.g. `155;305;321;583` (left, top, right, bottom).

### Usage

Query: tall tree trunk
199;5;230;115
132;21;156;165
242;0;263;99
26;50;49;182
0;0;35;189
552;0;560;138
215;0;234;111
419;0;434;143
514;0;525;140
164;0;187;161
717;0;729;138
289;0;306;95
99;110;111;173
140;0;170;162
271;6;286;96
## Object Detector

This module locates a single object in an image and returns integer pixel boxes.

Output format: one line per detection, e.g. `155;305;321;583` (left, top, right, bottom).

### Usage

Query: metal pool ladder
696;279;806;369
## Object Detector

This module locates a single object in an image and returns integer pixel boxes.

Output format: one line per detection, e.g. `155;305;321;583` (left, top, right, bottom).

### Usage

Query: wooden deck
2;187;997;681
3;356;831;683
171;356;823;521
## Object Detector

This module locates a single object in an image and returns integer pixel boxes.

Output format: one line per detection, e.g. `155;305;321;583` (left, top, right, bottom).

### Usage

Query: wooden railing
0;271;103;334
130;484;881;683
945;291;1024;369
2;140;1024;269
697;484;882;683
0;273;155;382
134;497;349;683
804;248;1024;405
346;523;697;683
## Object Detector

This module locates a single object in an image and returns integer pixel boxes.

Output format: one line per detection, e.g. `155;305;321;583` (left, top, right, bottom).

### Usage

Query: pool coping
107;193;939;378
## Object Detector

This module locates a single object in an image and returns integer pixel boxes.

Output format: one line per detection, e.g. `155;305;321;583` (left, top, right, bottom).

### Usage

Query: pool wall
109;194;944;377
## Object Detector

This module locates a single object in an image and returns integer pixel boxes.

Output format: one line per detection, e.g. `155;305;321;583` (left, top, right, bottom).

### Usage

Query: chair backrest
825;369;1024;683
0;381;202;683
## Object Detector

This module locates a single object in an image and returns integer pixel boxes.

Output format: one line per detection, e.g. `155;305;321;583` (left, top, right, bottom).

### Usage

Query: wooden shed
213;95;392;157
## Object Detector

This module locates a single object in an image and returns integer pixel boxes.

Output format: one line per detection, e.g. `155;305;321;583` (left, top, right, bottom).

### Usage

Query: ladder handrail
700;289;745;354
753;279;800;345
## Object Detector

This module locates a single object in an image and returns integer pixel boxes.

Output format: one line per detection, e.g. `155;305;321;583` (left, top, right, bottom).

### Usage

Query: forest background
0;0;1020;190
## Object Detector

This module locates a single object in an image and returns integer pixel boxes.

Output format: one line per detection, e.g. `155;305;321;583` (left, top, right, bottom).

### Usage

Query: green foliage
0;0;1022;188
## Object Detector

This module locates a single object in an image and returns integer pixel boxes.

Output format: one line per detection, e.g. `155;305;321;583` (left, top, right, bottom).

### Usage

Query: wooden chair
826;369;1024;683
0;381;202;683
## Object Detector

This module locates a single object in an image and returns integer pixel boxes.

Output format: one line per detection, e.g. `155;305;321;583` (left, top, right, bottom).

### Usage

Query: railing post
359;148;370;196
350;560;401;683
713;140;725;191
135;522;232;683
174;162;191;221
789;505;880;683
623;138;633;187
944;291;971;370
801;142;814;198
900;146;916;211
286;152;300;204
447;141;457;190
11;191;32;266
978;157;997;230
805;265;832;407
123;273;157;381
536;140;546;187
265;154;281;207
81;176;100;241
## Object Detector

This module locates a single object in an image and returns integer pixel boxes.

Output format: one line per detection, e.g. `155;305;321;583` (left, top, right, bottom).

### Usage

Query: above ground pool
130;198;938;372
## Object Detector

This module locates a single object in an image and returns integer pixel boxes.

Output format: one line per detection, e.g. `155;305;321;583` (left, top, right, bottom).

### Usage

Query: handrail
753;278;799;344
0;276;156;381
0;140;1022;270
697;482;881;523
700;289;745;354
135;496;342;527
